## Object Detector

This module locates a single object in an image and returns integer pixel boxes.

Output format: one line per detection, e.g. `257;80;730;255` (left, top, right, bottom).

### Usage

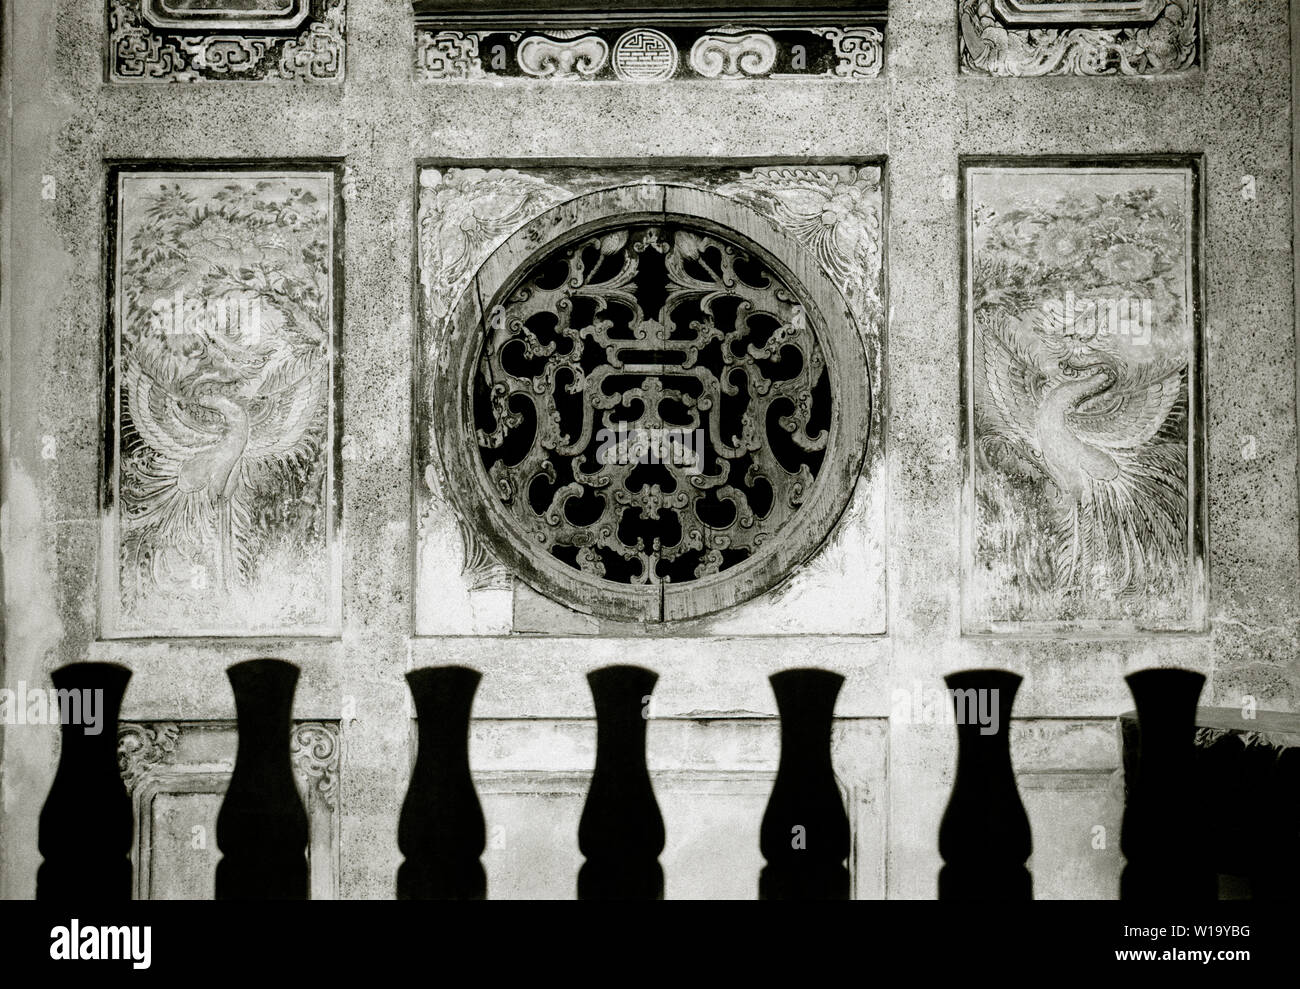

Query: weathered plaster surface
1;0;1296;898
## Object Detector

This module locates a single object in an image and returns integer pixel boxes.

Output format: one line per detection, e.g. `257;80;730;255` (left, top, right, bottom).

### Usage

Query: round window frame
431;184;871;623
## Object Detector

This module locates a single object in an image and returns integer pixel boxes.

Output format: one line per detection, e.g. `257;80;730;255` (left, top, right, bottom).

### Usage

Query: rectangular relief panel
412;1;885;81
959;0;1198;76
102;165;342;638
108;0;345;83
463;718;886;899
414;161;887;635
961;158;1205;634
117;722;341;899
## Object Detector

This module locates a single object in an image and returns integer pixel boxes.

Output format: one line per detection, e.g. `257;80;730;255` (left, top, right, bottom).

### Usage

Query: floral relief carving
715;166;885;338
417;168;575;322
958;0;1198;77
107;170;339;636
964;164;1203;630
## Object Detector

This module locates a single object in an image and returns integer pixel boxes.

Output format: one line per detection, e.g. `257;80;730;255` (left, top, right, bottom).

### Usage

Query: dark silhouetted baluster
1254;747;1299;900
37;662;133;900
938;669;1032;900
398;666;486;900
578;665;664;900
216;659;309;900
759;669;850;900
1120;667;1215;901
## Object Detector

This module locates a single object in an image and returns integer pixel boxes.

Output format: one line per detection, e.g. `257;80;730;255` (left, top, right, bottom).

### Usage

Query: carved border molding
116;720;342;899
108;0;346;83
415;22;884;81
141;0;312;31
117;722;181;793
959;0;1199;77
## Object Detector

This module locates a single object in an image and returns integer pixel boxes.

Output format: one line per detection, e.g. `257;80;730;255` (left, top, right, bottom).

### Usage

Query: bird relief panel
103;167;341;637
962;161;1205;632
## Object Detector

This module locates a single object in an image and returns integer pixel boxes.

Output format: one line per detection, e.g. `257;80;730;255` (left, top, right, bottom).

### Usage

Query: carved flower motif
1037;220;1089;267
1093;242;1154;283
418;168;573;318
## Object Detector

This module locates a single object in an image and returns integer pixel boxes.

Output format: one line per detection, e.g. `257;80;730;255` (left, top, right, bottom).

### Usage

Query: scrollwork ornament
812;26;884;79
689;31;778;79
117;723;181;793
517;34;610;80
473;222;833;588
108;0;345;83
290;722;341;809
958;0;1199;77
416;29;484;79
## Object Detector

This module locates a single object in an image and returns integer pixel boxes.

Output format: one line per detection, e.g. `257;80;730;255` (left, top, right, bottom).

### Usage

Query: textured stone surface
0;0;1296;899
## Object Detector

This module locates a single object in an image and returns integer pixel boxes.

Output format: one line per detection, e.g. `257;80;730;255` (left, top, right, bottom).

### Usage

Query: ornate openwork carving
478;220;830;590
429;185;870;622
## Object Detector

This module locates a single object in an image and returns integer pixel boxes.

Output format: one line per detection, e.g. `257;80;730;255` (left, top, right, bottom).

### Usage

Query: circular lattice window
433;186;870;622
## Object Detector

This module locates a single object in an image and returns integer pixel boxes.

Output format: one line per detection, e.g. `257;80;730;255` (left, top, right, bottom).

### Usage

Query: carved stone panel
412;2;885;81
466;717;886;899
108;0;346;83
117;721;341;899
961;159;1206;633
102;166;342;637
415;163;886;633
959;0;1199;76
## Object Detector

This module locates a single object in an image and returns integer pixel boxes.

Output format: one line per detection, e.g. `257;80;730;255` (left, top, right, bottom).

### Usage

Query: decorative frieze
959;0;1199;76
108;0;345;83
412;2;886;81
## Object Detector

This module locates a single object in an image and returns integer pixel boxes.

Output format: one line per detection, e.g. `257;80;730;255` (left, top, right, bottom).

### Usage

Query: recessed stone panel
102;166;343;637
961;158;1206;633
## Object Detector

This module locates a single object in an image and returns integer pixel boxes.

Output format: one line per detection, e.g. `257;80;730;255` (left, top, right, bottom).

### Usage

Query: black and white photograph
0;0;1294;974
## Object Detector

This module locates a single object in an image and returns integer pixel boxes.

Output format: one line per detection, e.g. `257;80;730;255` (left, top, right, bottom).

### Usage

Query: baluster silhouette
578;665;664;900
216;659;309;900
759;669;850;900
938;669;1032;900
37;662;133;900
1120;667;1215;901
1256;747;1300;900
398;666;486;899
